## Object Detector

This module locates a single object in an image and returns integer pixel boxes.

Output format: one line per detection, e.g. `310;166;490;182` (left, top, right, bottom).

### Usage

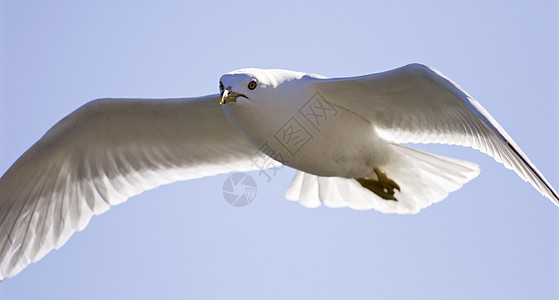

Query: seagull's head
219;69;261;106
218;68;321;145
218;68;314;106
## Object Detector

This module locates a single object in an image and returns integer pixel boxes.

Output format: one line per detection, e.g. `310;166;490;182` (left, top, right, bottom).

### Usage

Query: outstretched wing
311;63;558;205
0;95;259;280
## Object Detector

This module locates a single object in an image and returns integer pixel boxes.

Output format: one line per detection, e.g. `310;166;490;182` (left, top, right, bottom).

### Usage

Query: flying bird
0;63;557;280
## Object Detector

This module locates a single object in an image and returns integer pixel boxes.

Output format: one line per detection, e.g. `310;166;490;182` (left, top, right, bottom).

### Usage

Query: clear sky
1;0;558;299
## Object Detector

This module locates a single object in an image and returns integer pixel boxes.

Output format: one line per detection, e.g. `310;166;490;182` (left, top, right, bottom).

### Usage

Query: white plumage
0;63;556;280
0;96;258;279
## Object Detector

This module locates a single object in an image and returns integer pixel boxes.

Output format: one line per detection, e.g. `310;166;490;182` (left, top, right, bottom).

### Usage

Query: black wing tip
506;142;559;202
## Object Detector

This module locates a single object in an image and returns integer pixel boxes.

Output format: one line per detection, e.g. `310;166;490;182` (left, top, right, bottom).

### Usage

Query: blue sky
1;1;558;299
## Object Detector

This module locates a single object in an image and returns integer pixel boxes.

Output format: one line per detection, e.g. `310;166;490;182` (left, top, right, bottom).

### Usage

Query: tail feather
285;144;480;214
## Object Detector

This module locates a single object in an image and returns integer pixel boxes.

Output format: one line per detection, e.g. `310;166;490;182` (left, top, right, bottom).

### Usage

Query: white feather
311;63;559;205
286;144;480;214
0;95;259;280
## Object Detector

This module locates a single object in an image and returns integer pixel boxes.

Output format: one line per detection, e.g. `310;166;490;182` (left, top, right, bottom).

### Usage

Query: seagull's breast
224;91;393;178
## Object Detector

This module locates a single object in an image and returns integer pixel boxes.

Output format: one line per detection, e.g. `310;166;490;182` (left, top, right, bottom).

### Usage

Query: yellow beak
219;89;243;105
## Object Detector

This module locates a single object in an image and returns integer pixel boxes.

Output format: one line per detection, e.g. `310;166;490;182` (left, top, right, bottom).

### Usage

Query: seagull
0;63;557;280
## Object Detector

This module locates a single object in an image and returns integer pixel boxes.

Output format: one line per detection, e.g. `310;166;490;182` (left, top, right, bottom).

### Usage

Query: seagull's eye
219;82;224;91
248;81;257;90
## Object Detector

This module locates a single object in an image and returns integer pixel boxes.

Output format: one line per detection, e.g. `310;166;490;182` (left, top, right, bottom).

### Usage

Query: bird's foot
356;168;400;201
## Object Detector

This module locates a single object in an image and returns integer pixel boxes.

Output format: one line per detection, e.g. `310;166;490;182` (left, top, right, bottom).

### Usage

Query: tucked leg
356;168;401;201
